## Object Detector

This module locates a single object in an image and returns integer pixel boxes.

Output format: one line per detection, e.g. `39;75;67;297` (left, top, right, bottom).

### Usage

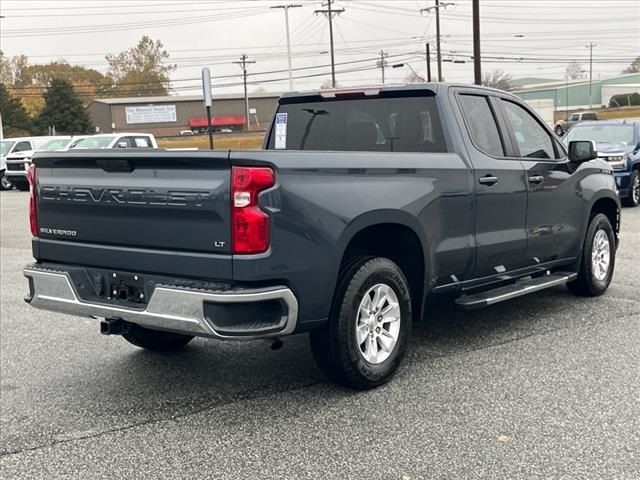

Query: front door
455;91;529;278
496;98;583;265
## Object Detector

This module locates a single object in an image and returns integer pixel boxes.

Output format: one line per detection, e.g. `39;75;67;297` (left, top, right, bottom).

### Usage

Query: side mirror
117;141;128;148
568;140;597;163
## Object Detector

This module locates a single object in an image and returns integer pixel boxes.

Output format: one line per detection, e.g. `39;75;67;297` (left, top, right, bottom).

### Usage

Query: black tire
567;213;616;296
0;174;13;191
310;257;412;390
122;323;194;351
622;169;640;208
14;180;29;191
555;125;564;136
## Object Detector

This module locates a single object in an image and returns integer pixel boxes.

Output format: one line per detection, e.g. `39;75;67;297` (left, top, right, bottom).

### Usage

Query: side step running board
455;272;578;310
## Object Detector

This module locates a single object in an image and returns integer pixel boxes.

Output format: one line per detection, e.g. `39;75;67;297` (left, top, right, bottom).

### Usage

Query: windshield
39;139;72;151
71;136;116;149
566;124;635;145
0;140;16;157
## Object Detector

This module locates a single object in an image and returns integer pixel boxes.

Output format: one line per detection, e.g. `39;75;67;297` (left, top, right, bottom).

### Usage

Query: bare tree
566;62;584;80
481;70;513;91
405;71;426;83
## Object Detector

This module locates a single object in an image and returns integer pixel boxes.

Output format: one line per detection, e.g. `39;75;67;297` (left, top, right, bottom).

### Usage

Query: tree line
0;36;175;136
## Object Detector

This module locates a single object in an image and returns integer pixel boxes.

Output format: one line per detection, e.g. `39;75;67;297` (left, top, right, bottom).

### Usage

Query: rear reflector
28;164;38;237
231;166;275;254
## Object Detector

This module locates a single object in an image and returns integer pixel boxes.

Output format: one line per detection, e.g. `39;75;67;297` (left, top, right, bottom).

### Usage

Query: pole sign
202;67;212;107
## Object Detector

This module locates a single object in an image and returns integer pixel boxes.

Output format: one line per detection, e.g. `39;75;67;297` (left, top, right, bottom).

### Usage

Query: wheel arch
335;211;430;321
588;194;620;245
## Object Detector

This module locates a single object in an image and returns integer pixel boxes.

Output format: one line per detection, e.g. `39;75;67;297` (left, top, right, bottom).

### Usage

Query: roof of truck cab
278;82;516;101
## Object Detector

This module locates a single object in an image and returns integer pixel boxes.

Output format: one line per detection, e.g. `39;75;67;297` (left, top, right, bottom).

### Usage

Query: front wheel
310;257;412;390
122;323;194;351
555;125;564;136
568;213;616;296
622;169;640;207
0;174;13;191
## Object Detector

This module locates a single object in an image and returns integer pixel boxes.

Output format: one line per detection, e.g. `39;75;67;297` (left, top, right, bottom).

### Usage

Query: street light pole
271;4;302;91
586;42;597;109
392;63;426;82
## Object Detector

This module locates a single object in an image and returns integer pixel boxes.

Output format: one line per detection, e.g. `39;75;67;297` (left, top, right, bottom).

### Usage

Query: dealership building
86;92;281;137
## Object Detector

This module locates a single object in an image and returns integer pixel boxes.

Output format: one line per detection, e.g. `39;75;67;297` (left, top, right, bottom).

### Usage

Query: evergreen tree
0;83;32;136
35;78;92;135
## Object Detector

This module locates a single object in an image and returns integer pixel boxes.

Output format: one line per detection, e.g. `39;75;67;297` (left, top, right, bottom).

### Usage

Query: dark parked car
555;111;599;136
565;120;640;207
23;84;620;389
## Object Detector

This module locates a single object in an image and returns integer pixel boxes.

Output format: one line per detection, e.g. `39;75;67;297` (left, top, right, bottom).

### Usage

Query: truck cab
4;137;69;191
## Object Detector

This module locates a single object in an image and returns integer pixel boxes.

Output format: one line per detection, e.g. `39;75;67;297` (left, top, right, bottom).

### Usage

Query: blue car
565;120;640;207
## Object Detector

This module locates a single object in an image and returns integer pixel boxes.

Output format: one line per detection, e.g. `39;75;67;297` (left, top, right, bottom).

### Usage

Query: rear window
267;96;447;152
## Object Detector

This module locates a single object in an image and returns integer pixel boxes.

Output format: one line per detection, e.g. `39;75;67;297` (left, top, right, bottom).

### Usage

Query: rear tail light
231;166;275;254
28;164;38;237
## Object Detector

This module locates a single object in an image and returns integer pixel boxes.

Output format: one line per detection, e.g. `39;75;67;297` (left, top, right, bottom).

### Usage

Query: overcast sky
1;0;638;96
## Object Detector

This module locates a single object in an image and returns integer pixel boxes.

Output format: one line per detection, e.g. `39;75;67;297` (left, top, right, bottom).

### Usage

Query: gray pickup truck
24;84;620;389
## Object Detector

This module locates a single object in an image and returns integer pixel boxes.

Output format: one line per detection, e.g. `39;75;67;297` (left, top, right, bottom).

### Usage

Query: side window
115;137;133;148
133;136;151;148
458;94;505;157
14;141;32;152
568;114;579;122
582;113;597;121
501;100;557;160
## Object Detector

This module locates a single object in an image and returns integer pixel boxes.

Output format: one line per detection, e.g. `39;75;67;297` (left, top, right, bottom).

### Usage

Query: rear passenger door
456;91;529;278
496;98;583;265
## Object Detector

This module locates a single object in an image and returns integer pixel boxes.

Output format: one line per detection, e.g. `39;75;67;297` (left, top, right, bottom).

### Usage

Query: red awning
189;116;246;128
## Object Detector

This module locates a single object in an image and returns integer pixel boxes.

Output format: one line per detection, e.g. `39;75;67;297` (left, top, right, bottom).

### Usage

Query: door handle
528;175;544;185
479;175;499;186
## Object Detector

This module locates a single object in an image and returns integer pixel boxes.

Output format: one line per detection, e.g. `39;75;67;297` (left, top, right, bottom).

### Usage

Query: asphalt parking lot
1;189;638;479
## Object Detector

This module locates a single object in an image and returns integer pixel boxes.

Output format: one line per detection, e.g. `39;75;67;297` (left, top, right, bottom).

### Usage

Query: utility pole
586;42;597;109
377;50;388;84
472;0;481;85
271;4;302;91
315;0;345;87
421;1;454;82
425;43;432;82
233;54;256;132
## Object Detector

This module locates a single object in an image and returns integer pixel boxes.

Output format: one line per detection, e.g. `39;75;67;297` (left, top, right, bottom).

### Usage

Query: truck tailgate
33;151;232;276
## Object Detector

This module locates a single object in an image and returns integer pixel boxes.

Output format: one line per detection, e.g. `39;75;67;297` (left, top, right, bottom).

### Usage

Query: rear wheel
568;213;616;296
623;169;640;207
122;324;194;351
310;257;412;390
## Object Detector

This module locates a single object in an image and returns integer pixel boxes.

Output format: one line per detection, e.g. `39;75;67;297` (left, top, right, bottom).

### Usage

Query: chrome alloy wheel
355;283;401;364
632;173;640;205
591;230;611;281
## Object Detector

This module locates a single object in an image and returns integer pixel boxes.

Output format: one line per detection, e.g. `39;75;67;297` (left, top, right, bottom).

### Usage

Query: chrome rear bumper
24;267;298;340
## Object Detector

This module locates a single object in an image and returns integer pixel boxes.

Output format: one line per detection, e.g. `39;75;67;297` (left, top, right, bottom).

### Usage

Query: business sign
202;67;212;107
125;105;177;124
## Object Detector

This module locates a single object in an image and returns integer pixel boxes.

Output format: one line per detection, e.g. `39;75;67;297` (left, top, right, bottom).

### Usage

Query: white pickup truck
3;133;157;190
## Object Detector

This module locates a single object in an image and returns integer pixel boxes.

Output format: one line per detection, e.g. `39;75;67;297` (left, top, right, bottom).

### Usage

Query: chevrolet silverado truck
23;84;620;390
564;120;640;207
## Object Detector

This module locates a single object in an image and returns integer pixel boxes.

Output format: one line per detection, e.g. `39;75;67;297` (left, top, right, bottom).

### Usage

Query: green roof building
513;73;640;110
